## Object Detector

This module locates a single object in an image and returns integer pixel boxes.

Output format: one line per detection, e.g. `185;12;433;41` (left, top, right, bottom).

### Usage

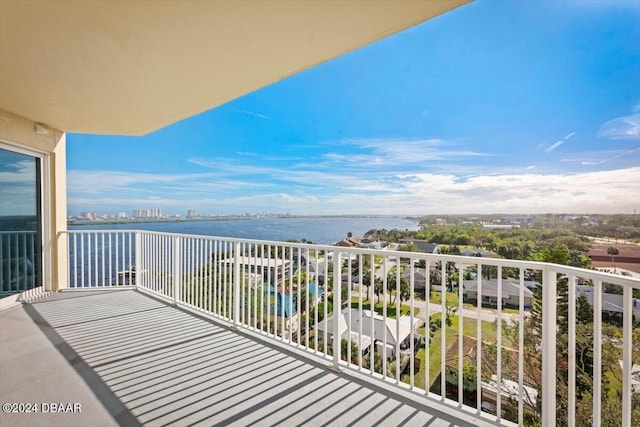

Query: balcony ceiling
0;0;468;136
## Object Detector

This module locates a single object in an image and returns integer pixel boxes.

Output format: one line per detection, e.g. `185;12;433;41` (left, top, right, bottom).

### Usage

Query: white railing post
622;286;632;427
331;250;342;371
233;241;241;328
172;236;181;305
541;268;557;426
134;232;141;289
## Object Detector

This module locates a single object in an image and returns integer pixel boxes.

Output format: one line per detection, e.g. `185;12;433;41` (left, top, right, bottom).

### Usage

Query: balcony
3;230;638;426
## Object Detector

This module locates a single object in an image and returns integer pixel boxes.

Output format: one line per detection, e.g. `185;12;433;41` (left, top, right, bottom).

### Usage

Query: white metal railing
61;230;640;426
1;230;40;293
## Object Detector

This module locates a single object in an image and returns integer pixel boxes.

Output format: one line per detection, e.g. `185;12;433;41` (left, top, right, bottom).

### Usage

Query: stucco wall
0;108;68;291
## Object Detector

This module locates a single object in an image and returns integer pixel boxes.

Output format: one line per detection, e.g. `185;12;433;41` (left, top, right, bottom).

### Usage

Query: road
356;285;520;323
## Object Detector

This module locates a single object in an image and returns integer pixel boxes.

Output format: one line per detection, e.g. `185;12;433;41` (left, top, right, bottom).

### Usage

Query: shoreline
68;215;418;227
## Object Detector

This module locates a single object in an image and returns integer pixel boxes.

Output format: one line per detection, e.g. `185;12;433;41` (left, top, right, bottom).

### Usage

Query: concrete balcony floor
1;290;488;427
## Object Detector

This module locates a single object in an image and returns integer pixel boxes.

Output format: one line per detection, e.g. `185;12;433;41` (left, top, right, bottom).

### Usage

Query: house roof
335;239;358;247
576;286;640;316
463;280;534;299
398;239;438;253
316;308;420;347
0;0;468;135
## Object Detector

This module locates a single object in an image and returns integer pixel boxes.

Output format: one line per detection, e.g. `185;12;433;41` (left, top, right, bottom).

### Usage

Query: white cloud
0;160;37;215
544;131;575;153
598;111;640;139
69;167;640;216
235;109;271;120
0;160;35;183
325;138;491;166
545;140;564;153
580;147;640;166
67;169;271;196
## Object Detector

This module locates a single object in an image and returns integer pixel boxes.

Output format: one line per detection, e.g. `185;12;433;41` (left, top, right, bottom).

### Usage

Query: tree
399;280;411;304
607;246;619;273
374;277;384;305
386;271;409;304
361;269;373;302
347;231;353;238
341;338;359;365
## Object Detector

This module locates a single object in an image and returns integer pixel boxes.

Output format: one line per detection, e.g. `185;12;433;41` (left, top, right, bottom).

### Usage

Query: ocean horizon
69;216;420;245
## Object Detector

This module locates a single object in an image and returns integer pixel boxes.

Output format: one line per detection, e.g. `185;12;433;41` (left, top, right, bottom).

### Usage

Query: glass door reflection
0;147;42;294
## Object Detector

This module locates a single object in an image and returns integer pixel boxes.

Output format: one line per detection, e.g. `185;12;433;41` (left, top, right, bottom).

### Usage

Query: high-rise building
81;211;96;220
187;209;196;218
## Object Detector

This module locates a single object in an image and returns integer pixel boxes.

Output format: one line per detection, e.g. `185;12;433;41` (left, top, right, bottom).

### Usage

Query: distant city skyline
67;1;640;216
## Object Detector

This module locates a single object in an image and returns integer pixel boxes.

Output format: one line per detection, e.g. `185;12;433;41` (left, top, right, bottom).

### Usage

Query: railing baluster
622;285;632;427
382;255;388;376
21;233;26;291
100;233;105;286
80;232;85;288
114;233;118;287
440;260;446;401
233;241;241;327
72;233;77;288
425;259;431;396
518;268;526;426
369;254;375;375
542;268;557;427
409;259;415;389
108;233;112;287
173;236;181;304
134;232;141;289
568;274;576;427
128;232;133;287
358;254;363;370
331;250;341;370
593;280;602;427
396;258;401;384
476;263;482;415
497;265;502;421
322;249;328;355
458;263;463;407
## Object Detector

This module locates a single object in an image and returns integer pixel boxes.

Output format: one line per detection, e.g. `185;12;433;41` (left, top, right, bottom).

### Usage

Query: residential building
463;279;534;309
398;239;439;253
577;285;640;323
222;255;291;286
80;211;96;220
335;238;359;247
402;267;428;290
359;237;382;250
269;282;324;333
316;308;421;360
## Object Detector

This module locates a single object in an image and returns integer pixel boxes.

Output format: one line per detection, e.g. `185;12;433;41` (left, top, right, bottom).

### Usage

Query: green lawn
429;291;521;314
429;291;461;305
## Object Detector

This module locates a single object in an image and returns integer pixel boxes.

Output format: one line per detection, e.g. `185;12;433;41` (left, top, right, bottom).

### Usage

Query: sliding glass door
0;147;42;295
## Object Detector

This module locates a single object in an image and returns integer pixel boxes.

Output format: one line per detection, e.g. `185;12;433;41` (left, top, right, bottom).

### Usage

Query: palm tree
361;269;373;302
607;246;619;273
374;277;384;305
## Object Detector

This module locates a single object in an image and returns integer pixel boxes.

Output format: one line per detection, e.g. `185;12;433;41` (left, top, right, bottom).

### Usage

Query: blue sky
67;0;640;216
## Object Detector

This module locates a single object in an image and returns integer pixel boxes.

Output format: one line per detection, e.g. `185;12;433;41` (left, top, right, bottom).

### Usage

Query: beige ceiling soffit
0;0;471;135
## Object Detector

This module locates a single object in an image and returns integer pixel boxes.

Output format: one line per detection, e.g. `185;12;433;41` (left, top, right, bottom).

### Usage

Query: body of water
69;216;419;245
